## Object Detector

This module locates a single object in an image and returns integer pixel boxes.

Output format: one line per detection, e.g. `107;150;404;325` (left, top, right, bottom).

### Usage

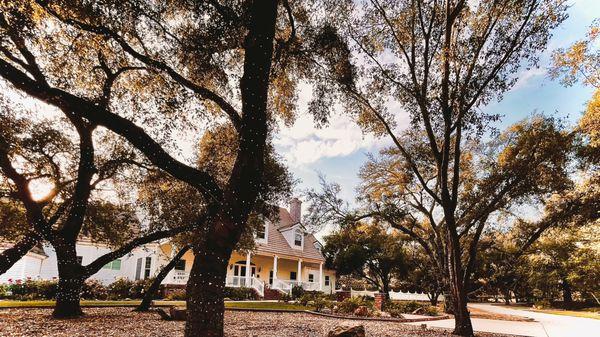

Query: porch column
319;262;323;291
297;259;302;284
245;252;251;286
273;255;278;281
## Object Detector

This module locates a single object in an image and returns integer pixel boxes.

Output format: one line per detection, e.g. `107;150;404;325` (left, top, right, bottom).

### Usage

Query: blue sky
275;0;600;212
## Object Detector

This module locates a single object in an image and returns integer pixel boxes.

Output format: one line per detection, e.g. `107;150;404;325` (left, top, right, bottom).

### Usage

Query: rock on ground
327;325;366;337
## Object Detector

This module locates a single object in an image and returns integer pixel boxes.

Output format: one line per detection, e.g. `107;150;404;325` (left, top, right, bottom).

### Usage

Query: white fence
349;289;443;302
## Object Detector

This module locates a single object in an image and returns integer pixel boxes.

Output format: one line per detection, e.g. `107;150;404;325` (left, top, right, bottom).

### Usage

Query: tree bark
451;281;474;337
184;245;231;337
561;278;573;306
136;245;191;312
503;289;511;305
52;240;85;318
0;233;40;276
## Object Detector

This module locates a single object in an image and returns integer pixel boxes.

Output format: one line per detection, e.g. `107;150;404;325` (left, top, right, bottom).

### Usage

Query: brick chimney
289;197;302;224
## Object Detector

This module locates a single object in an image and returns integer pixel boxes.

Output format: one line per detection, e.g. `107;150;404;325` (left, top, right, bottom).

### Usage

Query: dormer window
256;225;266;240
294;229;303;247
255;220;268;244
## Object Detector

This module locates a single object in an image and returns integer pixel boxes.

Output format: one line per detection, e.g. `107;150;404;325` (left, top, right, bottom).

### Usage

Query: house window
308;274;314;283
174;259;186;271
256;224;266;240
102;259;121;270
325;275;330;286
135;258;142;280
76;256;83;264
144;257;152;279
269;270;273;285
290;271;297;281
294;229;302;246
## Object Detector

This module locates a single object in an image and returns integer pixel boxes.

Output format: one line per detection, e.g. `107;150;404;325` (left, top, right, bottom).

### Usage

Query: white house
0;198;336;298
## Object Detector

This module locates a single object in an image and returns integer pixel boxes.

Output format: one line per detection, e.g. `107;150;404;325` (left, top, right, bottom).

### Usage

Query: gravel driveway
0;307;518;337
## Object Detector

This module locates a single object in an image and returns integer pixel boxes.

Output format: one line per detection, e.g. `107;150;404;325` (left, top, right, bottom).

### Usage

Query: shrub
4;279;58;300
223;287;258;301
107;278;134;300
534;299;551;309
165;289;186;301
81;280;108;300
298;293;313;306
422;305;439;316
0;284;7;299
337;297;373;314
279;293;291;303
313;297;333;312
384;300;438;317
291;285;304;300
130;278;154;299
34;280;58;300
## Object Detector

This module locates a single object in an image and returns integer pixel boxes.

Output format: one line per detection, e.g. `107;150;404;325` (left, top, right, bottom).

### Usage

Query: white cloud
275;112;380;166
512;66;547;90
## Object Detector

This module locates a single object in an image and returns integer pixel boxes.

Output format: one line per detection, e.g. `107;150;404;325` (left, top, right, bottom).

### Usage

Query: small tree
323;222;408;299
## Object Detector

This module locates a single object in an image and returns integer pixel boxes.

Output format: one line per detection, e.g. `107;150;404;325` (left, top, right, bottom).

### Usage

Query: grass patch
0;300;187;308
225;301;313;311
530;308;600;320
0;300;311;311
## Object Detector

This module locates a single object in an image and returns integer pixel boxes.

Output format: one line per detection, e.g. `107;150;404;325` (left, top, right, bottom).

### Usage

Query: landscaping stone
326;325;366;337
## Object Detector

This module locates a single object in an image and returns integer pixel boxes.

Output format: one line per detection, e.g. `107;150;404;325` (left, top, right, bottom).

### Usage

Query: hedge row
0;278;156;301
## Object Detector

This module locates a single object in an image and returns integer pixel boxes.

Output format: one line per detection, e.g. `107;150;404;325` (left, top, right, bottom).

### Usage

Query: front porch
224;252;327;297
163;251;334;298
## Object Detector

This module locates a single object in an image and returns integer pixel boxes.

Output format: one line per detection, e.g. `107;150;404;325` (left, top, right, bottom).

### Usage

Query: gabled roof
254;207;324;262
0;242;48;258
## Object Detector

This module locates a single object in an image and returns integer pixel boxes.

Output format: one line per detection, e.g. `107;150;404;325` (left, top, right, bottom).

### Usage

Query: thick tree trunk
382;281;391;301
429;291;439;306
53;275;84;318
184;246;230;337
503;289;511;305
136;245;191;312
0;233;40;275
561;278;573;306
52;241;84;318
451;283;474;337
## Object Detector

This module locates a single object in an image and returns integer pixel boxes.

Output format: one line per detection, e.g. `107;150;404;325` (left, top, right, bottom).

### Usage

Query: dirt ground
0;307;520;337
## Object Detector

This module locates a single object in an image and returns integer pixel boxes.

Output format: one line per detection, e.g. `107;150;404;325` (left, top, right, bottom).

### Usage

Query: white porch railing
272;279;292;295
273;280;320;292
225;276;264;297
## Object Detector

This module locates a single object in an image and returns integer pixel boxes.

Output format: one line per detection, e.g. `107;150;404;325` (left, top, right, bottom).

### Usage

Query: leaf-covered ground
0;307;519;337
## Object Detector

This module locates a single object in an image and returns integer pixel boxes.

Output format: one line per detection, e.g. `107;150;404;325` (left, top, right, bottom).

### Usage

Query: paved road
408;303;600;337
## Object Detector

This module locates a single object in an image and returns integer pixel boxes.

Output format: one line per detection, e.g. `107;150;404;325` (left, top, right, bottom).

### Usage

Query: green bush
422;305;439;316
314;297;333;312
165;289;186;301
279;293;291;303
0;284;7;298
81;279;108;300
384;300;438;317
130;278;154;299
107;278;134;299
534;299;552;309
223;287;258;300
337;297;373;314
34;280;58;300
291;285;304;300
4;279;58;300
